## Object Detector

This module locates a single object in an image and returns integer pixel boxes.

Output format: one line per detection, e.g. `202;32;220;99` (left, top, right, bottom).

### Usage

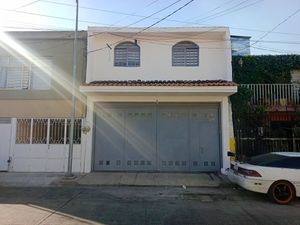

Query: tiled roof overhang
80;80;238;96
83;80;237;87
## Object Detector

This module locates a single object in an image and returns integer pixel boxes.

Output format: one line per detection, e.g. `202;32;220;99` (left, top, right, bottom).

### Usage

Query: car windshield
247;153;287;166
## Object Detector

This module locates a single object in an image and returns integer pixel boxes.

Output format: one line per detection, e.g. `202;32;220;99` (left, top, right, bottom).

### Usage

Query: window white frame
172;41;199;67
0;56;52;90
114;42;140;67
15;118;82;145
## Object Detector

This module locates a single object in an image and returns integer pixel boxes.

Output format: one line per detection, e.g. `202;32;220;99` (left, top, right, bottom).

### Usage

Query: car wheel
268;181;295;205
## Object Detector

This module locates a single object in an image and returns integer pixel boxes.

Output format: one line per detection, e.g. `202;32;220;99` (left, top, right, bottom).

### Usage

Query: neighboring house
231;35;251;56
231;55;300;156
80;27;237;173
0;31;87;172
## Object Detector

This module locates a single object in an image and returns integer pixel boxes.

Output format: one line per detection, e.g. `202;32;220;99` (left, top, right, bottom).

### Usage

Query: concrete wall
0;31;87;118
86;27;232;82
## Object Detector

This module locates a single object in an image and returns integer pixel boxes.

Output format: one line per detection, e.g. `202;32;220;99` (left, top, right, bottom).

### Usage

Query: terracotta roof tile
84;80;237;87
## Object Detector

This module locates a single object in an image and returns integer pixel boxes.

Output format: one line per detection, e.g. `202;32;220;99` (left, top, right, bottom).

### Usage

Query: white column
82;96;94;173
221;97;230;174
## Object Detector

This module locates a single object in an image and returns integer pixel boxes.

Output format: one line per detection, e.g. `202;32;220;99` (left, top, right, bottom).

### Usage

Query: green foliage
232;55;300;84
231;55;300;126
230;86;267;127
230;86;252;117
247;105;267;127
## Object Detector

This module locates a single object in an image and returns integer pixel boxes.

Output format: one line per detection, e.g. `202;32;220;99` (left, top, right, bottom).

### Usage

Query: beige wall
87;27;232;83
0;100;85;118
0;31;87;117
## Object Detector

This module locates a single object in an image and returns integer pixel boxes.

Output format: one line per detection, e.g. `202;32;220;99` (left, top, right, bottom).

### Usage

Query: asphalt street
0;186;299;225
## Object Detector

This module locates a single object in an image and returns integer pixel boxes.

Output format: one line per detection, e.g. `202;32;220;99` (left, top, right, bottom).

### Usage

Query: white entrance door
0;118;11;171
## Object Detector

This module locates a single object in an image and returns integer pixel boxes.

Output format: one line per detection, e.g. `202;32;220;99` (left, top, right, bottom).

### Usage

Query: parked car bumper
227;169;271;194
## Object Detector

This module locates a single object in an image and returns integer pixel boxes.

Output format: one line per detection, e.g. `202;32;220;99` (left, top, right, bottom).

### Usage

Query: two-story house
0;31;87;172
80;27;237;173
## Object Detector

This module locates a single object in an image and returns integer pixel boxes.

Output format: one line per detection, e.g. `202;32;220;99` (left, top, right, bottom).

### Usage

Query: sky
0;0;300;55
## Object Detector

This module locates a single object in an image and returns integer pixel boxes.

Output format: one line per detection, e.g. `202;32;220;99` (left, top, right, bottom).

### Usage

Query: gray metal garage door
93;103;220;172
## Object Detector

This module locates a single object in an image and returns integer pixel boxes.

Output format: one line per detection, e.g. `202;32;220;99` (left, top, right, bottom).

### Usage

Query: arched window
114;42;140;67
172;41;199;66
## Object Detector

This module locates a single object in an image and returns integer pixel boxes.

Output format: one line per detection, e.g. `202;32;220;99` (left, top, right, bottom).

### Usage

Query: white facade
81;27;237;174
0;118;84;172
87;27;232;82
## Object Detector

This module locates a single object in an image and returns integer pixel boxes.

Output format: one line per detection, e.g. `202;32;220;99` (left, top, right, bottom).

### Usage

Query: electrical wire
88;0;195;54
12;0;300;37
88;0;256;38
186;0;237;22
89;30;300;55
196;0;264;23
0;8;111;26
110;0;162;26
88;0;183;37
252;9;300;47
14;0;42;10
236;8;300;54
118;0;183;28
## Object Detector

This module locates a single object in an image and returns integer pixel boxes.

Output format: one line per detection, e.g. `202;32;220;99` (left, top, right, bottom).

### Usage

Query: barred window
15;118;82;145
49;119;65;144
16;119;31;144
66;119;82;144
114;42;140;67
32;119;48;144
172;41;199;66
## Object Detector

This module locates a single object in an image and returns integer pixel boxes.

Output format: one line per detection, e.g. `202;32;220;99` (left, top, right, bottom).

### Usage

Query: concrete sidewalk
0;172;229;187
0;172;64;187
62;172;228;187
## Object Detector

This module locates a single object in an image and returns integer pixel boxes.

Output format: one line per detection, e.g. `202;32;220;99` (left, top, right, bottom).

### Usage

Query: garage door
94;103;220;172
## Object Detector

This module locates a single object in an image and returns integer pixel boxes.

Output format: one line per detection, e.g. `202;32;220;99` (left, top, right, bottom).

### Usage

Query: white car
227;152;300;204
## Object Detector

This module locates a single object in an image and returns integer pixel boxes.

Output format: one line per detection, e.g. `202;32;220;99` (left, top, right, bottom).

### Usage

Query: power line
196;0;263;23
14;0;42;10
88;0;183;37
195;0;252;22
88;0;195;54
110;0;162;26
252;8;300;46
252;45;300;54
237;8;300;54
0;8;110;26
119;0;183;28
186;0;237;22
1;19;72;31
105;32;300;54
20;0;300;37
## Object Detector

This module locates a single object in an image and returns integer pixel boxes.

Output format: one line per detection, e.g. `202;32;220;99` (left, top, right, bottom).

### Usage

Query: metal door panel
94;103;221;172
0;119;11;171
124;105;156;170
94;104;125;171
189;105;220;171
158;106;189;171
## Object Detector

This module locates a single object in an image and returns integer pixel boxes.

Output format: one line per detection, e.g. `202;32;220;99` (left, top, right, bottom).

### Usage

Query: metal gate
93;103;220;172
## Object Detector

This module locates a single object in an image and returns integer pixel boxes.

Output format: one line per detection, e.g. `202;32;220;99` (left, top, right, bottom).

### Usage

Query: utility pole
66;0;79;177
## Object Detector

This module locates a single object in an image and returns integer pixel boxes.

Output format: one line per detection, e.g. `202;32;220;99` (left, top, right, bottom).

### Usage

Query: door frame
0;118;12;171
